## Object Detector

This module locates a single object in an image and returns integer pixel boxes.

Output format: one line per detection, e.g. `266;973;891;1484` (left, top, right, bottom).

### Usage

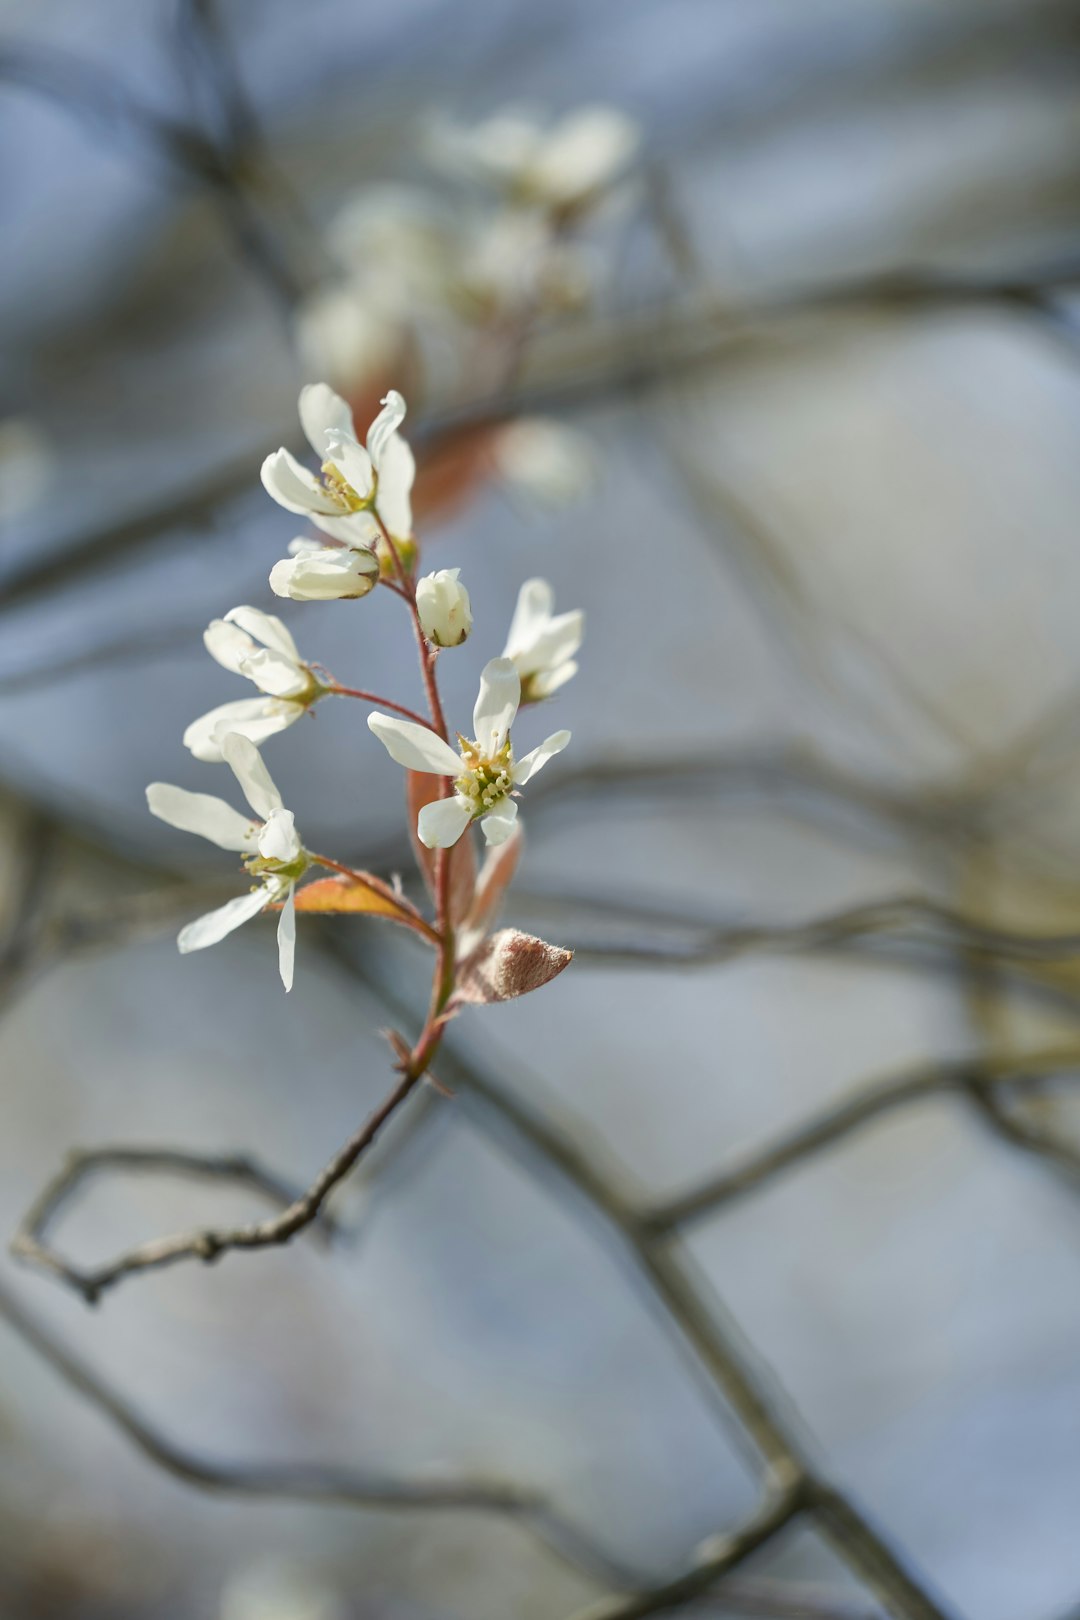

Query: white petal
147;783;258;851
324;431;374;503
183;698;299;764
222;733;283;820
260;447;341;516
269;547;378;602
417;794;473;849
288;535;324;556
298;383;356;459
374;431;415;539
178;886;270;953
367;713;462;775
224;604;300;662
529;659;578;699
531;107;638;203
240;647;311;698
494;419;594;504
258;807;301;864
277;883;297;992
473;658;520;751
522;610;584;675
309;508;381;545
512;729;570;785
503;578;554;659
367;391;407;466
480;799;519;846
203;618;255;675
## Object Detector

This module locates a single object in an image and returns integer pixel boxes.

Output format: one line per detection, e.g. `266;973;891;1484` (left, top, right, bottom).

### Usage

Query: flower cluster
148;383;581;1009
292;103;638;513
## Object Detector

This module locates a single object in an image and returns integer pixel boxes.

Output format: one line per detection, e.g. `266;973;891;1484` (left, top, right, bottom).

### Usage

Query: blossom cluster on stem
146;383;582;1030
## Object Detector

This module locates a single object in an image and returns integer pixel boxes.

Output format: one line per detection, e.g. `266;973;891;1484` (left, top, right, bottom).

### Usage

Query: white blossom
415;567;472;647
261;384;416;544
502;578;583;701
429;105;639;212
368;657;569;849
294;281;403;399
184;606;323;763
492;417;594;506
146;734;307;991
0;417;52;523
455;209;590;317
269;535;380;602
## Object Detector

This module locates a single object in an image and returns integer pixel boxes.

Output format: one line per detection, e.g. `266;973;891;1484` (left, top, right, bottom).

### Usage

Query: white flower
184;606;323;764
492;418;594;506
269;535;380;602
146;734;307;991
294;281;402;398
430;105;639;212
455;210;588;316
503;579;583;701
262;383;416;545
368;657;569;849
415;567;472;647
0;417;52;523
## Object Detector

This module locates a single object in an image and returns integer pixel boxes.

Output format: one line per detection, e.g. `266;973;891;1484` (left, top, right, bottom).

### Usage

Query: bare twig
12;1061;432;1303
344;950;958;1620
2;246;1079;615
11;1143;345;1291
641;1046;1080;1233
694;1576;880;1619
542;892;1080;970
570;1486;804;1620
0;1276;637;1590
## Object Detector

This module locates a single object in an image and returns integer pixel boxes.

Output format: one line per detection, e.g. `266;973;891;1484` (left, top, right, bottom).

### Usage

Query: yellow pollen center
320;460;372;514
244;850;310;885
455;736;513;816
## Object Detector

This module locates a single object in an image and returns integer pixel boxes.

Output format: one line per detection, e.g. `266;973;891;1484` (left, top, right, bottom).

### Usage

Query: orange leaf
294;875;418;928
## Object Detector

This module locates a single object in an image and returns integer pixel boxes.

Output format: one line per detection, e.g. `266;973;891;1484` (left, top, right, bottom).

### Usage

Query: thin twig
12;1060;432;1303
347;952;959;1620
3;245;1079;616
570;1486;804;1620
643;1048;1080;1233
0;1276;636;1590
540;892;1080;969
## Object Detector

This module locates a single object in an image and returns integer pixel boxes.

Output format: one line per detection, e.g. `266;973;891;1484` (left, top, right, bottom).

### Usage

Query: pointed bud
415;567;473;647
454;928;572;1005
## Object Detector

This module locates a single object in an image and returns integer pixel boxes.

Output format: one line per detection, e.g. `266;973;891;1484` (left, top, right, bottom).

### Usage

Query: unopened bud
416;567;473;647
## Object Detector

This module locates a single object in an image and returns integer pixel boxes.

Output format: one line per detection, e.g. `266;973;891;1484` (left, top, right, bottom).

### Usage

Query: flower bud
415;567;473;647
269;543;379;602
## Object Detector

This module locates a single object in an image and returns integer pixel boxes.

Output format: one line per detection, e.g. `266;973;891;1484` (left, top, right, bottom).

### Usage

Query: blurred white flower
368;657;569;848
261;385;416;543
220;1558;345;1620
430;104;640;211
493;417;595;506
184;606;323;763
327;184;457;308
293;282;403;399
295;191;453;391
0;417;53;523
503;578;584;702
146;735;307;991
416;567;472;647
455;209;590;317
269;535;380;602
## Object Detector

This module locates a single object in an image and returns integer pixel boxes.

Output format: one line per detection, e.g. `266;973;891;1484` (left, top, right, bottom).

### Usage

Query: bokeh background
2;2;1080;1617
